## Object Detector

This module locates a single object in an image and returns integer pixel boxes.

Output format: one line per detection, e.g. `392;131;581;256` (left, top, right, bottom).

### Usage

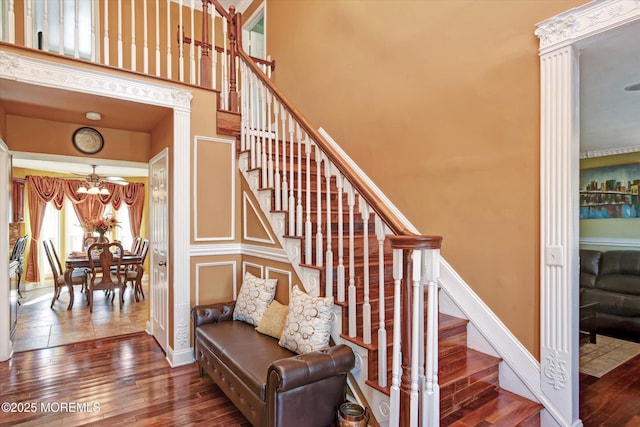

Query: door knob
158;261;167;266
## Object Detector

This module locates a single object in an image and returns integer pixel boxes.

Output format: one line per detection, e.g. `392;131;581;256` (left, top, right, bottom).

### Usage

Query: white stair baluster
117;0;123;67
43;0;49;51
267;92;274;189
360;197;371;345
336;174;345;303
296;125;303;237
74;0;79;58
273;98;281;211
346;181;356;338
58;0;64;55
325;162;334;297
315;149;323;268
189;0;195;83
410;250;421;427
103;0;109;65
304;137;312;264
131;0;137;70
288;116;295;236
422;248;440;427
281;104;288;212
165;0;171;79
389;248;404;427
375;216;388;388
260;83;267;184
143;0;148;73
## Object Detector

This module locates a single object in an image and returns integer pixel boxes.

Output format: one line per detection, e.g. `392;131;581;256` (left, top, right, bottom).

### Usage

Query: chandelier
77;182;110;195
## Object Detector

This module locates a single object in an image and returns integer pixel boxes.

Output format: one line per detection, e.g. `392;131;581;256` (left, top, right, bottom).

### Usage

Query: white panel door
150;148;169;352
0;140;11;361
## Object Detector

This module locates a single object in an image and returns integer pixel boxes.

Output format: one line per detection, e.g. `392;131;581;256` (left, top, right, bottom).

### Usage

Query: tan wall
266;0;585;357
7;116;150;162
0;102;7;141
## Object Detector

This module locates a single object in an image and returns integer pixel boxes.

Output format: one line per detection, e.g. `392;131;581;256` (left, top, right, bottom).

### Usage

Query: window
115;204;133;251
34;0;94;59
40;202;60;279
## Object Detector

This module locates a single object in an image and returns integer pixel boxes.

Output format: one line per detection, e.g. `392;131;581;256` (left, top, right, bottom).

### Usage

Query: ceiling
2;16;640;175
578;19;640;157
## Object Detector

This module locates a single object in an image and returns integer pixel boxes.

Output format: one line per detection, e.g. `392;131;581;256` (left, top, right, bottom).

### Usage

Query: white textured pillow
233;272;278;326
279;285;334;354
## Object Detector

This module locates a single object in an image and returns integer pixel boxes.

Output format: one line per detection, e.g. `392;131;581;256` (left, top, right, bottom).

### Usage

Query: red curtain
25;176;146;282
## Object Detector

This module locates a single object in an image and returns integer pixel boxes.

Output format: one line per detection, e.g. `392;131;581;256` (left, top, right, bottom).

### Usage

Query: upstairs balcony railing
1;1;443;425
1;0;273;109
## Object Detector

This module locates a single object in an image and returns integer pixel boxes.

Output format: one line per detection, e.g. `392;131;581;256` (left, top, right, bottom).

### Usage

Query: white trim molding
243;192;275;244
193;136;235;242
536;1;640;426
579;237;640;248
194;261;237;306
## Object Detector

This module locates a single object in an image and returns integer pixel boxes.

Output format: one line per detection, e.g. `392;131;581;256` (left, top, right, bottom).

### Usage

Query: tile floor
13;280;148;352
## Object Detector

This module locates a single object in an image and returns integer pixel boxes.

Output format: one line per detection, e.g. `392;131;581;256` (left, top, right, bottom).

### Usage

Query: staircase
234;134;542;425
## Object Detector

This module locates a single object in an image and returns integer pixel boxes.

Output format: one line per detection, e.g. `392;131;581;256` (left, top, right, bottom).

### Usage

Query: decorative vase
97;231;108;243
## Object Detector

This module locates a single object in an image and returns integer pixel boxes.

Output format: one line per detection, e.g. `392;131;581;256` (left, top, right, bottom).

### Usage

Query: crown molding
580;143;640;158
535;0;640;54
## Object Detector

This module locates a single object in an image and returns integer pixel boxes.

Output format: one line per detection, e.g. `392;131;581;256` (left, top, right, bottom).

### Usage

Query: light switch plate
545;245;564;266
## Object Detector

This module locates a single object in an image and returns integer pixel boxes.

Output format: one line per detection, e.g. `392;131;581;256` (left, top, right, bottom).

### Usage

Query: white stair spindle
389;248;404;427
23;0;33;47
43;0;49;51
260;83;268;184
296;125;303;237
239;64;247;154
267;92;274;189
288;116;295;236
210;11;216;88
280;104;288;212
423;248;441;427
154;0;160;75
324;162;334;298
117;0;122;67
410;250;421;427
74;0;79;58
375;216;388;388
178;0;184;82
189;0;195;84
8;0;15;44
130;0;136;70
273;98;281;211
165;0;171;79
315;149;323;267
346;181;356;337
90;0;95;62
221;18;228;108
58;0;64;55
360;197;371;344
304;137;312;265
336;174;345;303
103;0;109;65
143;0;149;73
250;74;257;168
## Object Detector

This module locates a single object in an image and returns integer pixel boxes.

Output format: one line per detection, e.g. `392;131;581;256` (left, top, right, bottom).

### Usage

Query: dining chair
125;238;149;300
10;235;29;298
43;240;88;309
131;236;142;255
86;242;126;313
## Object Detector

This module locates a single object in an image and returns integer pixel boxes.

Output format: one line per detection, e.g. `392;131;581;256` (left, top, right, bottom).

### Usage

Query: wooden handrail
236;48;431;240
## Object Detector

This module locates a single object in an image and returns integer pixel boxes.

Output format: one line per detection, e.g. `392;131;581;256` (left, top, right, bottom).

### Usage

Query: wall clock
72;127;104;155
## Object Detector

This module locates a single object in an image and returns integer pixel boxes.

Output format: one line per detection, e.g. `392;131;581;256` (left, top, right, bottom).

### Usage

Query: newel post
389;235;442;427
227;6;239;112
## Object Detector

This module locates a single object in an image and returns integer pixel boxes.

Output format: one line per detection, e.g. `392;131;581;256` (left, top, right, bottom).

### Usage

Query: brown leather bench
192;301;355;427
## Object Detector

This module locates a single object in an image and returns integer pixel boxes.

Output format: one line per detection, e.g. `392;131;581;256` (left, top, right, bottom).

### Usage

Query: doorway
537;2;640;426
0;52;192;363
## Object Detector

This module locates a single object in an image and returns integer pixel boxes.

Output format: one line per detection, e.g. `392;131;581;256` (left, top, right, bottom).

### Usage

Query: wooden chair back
87;242;125;312
131;236;142;255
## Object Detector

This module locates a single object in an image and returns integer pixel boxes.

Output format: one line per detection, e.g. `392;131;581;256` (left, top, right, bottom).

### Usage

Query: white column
7;0;16;43
539;44;579;425
103;0;109;65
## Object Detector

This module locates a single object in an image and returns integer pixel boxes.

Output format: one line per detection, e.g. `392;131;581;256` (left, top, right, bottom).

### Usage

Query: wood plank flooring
0;332;250;426
580;351;640;426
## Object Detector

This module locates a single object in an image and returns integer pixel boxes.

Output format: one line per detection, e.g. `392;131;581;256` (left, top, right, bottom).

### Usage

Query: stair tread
442;388;542;426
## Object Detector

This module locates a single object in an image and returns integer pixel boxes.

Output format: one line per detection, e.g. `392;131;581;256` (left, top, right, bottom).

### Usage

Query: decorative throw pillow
233;272;277;326
279;285;334;354
255;300;289;339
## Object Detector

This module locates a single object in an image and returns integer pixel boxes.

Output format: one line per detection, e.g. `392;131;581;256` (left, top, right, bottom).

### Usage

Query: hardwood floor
0;333;250;426
580;352;640;426
14;281;148;352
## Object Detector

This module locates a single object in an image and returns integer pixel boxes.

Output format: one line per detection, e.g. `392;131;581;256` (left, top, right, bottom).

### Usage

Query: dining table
64;251;144;310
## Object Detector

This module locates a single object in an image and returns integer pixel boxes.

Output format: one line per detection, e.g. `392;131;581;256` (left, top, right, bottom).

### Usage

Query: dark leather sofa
580;249;640;340
192;301;355;427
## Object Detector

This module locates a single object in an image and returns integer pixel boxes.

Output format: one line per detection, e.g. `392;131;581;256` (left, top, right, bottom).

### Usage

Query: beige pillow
255;300;289;339
233;272;278;326
279;285;333;354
